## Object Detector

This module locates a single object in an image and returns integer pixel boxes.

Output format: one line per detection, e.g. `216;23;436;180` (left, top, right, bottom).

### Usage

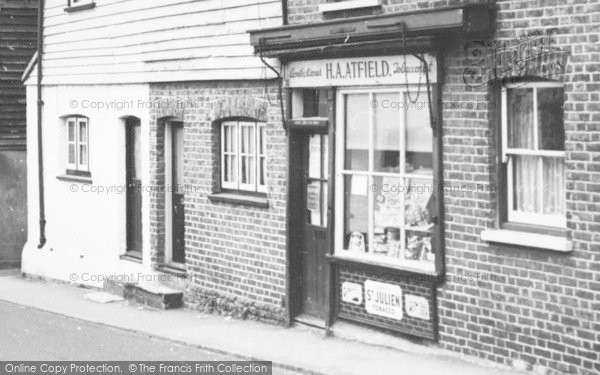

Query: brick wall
287;1;600;374
148;81;288;324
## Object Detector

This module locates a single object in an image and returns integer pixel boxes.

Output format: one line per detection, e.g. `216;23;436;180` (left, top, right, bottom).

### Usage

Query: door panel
299;133;329;319
126;119;142;257
172;125;185;264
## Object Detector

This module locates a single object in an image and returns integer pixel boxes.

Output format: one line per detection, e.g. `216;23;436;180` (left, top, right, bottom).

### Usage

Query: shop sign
341;282;363;305
405;294;430;320
286;55;437;88
364;280;403;320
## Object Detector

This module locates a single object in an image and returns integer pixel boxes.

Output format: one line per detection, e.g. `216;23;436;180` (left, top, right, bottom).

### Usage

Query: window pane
259;126;266;155
344;94;369;171
173;126;184;187
68;144;75;164
223;125;230;153
230;125;238;154
538;87;565;150
259;157;266;186
512;155;541;214
405;177;435;263
542;157;565;215
507;88;534;149
79;120;87;143
68;121;75;142
241;156;248;183
308;134;322;178
373;93;400;173
373;176;402;257
344;175;368;253
405;93;433;173
321;181;328;227
303;89;330;118
79;145;87;166
307;180;321;226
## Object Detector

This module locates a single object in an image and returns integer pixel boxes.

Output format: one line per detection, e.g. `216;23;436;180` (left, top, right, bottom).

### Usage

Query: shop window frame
333;86;442;275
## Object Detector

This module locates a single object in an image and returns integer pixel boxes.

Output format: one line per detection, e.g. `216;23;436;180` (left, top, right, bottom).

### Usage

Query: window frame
334;86;437;273
501;81;566;229
220;120;267;194
66;116;90;174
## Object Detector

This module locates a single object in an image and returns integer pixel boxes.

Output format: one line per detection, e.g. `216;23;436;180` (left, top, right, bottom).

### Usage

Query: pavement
0;272;524;375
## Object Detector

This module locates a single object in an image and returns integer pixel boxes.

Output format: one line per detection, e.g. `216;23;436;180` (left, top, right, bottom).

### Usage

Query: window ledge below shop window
327;253;439;277
480;229;573;253
207;192;269;208
64;3;96;12
319;0;382;13
56;174;92;184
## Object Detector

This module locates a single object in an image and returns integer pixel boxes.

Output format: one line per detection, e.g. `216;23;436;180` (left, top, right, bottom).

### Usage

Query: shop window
65;116;90;176
501;82;566;228
335;89;436;272
220;120;267;193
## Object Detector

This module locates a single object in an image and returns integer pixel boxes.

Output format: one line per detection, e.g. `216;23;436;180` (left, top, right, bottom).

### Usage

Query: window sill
64;3;96;12
327;253;439;277
480;229;573;253
207;192;269;208
119;253;142;264
56;174;92;184
319;0;382;13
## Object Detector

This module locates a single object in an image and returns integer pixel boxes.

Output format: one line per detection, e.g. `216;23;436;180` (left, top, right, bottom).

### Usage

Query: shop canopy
249;4;493;59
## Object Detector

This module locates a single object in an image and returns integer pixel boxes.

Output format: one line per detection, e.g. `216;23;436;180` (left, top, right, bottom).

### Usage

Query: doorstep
0;274;526;375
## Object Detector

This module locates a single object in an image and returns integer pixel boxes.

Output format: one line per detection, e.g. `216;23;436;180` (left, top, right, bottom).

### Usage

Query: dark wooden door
126;119;142;258
299;133;329;319
171;124;185;264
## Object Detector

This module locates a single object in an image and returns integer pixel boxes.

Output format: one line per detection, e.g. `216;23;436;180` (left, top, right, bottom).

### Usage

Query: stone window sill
156;264;187;278
207;192;269;208
480;229;573;253
56;174;93;184
65;2;96;12
319;0;382;13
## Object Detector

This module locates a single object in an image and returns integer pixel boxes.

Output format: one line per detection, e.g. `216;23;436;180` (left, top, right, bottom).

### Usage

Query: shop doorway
125;117;142;258
290;131;330;322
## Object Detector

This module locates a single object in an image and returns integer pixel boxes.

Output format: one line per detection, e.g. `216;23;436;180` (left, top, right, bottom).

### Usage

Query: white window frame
66;116;89;173
220;121;266;193
334;87;435;273
501;82;566;228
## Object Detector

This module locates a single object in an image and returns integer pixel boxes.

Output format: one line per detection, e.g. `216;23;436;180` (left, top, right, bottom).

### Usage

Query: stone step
103;278;183;310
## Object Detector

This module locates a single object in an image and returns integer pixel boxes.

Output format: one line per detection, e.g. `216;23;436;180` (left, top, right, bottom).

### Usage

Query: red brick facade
148;81;288;324
146;1;599;374
286;1;599;374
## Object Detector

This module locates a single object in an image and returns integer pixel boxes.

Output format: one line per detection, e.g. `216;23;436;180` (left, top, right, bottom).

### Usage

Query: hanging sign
364;280;403;320
285;54;437;88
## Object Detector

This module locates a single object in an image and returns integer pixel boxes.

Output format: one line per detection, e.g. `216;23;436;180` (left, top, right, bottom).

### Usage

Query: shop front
250;4;492;340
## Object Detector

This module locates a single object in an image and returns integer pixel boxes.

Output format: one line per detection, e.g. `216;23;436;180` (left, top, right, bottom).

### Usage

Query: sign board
341;282;363;305
405;294;430;320
286;118;328;129
364;280;403;320
286;54;437;88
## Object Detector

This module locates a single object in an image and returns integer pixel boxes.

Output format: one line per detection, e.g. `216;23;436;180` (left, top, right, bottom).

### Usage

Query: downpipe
37;0;46;248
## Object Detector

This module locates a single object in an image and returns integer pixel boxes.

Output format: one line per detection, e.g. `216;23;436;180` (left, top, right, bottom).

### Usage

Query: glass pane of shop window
372;175;402;258
344;94;369;171
374;92;401;173
343;174;368;253
537;87;565;151
322;135;329;178
507;88;534;149
404;177;435;263
321;181;328;227
308;134;322;179
405;93;433;173
307;180;321;226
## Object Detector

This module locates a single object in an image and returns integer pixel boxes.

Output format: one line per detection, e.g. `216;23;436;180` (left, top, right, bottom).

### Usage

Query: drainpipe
37;0;46;248
281;0;288;25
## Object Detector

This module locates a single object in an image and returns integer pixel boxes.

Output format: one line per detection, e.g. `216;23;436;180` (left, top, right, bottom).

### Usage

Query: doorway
290;131;330;321
165;122;185;267
125;118;142;258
